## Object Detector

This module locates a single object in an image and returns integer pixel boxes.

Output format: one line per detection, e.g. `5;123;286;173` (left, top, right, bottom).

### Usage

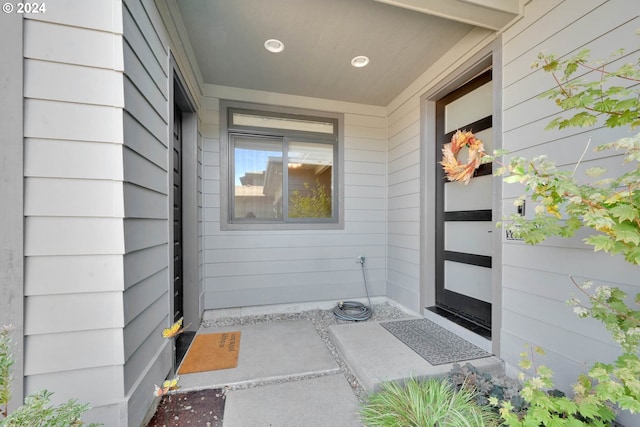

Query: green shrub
448;363;526;415
360;377;499;427
488;33;640;426
289;179;332;218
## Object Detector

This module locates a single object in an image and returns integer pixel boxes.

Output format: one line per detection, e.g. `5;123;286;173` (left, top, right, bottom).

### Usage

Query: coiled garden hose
332;258;373;321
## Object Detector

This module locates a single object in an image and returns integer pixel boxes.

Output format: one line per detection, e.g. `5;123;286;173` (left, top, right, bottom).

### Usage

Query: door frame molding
419;38;504;354
169;54;199;333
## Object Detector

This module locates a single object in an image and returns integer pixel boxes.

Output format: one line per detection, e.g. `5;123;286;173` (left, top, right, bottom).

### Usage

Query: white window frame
220;100;344;230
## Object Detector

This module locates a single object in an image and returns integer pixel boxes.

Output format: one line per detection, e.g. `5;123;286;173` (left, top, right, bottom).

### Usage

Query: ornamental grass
360;377;499;427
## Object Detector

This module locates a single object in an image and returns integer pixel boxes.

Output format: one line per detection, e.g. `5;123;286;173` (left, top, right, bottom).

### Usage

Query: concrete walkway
178;320;362;427
177;314;503;427
329;320;503;392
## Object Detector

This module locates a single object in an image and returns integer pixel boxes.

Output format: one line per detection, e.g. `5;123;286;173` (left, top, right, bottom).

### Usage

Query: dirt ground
146;388;225;427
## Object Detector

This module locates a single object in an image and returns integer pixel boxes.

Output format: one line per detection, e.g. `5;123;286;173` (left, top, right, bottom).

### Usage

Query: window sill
221;221;344;231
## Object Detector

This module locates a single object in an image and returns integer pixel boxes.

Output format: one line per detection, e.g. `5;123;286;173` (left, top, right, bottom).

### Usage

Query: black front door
172;102;184;323
434;70;493;337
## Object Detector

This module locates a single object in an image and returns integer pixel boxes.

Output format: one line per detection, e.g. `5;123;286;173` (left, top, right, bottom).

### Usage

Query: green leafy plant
493;346;617;427
0;327;12;419
289;179;332;218
360;377;499;427
491;34;640;426
448;363;526;415
0;325;99;427
497;43;640;264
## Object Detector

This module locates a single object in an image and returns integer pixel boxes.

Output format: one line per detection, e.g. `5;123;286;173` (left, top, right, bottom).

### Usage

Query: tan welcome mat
178;331;241;375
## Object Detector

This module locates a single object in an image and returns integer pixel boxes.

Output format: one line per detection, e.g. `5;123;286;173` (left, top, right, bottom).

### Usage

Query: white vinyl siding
501;1;639;425
387;98;422;312
21;3;126;426
203;90;387;309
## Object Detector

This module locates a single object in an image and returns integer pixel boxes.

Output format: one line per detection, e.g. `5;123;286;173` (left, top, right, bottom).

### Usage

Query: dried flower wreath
440;130;486;185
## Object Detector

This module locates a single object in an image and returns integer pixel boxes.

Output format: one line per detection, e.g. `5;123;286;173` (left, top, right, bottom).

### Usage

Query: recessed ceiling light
264;39;285;53
351;55;370;68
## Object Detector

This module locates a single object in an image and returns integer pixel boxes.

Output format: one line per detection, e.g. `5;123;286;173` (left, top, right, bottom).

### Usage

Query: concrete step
328;318;504;392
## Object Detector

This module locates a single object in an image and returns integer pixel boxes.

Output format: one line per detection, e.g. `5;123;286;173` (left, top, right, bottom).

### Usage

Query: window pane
232;112;335;134
287;141;333;219
232;136;283;220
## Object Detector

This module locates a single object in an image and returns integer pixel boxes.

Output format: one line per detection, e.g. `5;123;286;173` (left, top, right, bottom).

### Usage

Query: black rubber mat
380;319;491;365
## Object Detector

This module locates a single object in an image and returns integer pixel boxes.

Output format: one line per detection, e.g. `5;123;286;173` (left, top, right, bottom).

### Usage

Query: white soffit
373;0;522;31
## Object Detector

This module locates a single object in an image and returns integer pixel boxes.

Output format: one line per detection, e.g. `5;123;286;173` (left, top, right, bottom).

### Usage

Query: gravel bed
200;301;415;401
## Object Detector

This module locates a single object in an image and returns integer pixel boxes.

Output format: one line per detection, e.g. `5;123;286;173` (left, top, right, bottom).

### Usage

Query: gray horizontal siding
20;1;199;425
501;2;640;424
25;255;123;295
21;1;127;419
24;19;123;69
387;98;421;312
24;138;124;180
202;96;387;309
121;1;172;426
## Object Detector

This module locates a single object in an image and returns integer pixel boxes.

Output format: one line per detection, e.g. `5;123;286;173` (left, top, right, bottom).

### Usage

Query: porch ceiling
174;0;520;106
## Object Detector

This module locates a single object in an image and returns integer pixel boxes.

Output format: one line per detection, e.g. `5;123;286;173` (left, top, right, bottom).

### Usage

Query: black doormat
380;319;492;365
